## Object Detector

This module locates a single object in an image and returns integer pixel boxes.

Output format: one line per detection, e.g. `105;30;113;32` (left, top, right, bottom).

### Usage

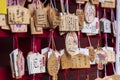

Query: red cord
14;34;19;49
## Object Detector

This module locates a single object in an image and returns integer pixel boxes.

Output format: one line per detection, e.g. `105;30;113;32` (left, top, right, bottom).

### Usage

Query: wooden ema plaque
101;0;115;8
34;1;49;29
48;7;60;29
61;52;72;69
72;54;90;68
34;1;45;25
105;50;115;62
59;14;79;31
8;5;30;24
27;52;46;74
100;18;111;33
84;2;96;23
30;17;43;34
47;52;59;80
10;49;25;79
82;17;99;35
29;3;48;30
95;48;108;65
76;9;84;30
95;48;108;70
65;32;79;56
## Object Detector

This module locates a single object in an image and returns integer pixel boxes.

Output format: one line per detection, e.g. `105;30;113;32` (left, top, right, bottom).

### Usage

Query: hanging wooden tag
76;0;85;4
102;47;115;62
90;0;99;5
82;17;99;34
47;53;59;80
104;19;111;33
101;0;115;8
59;14;79;31
10;49;25;79
48;7;60;29
10;24;27;33
27;52;46;74
8;5;30;24
88;46;95;62
0;15;6;26
72;54;90;68
84;2;96;23
30;17;43;34
61;52;72;69
76;9;84;30
34;6;47;26
95;48;108;65
65;32;79;56
34;1;49;29
100;18;111;33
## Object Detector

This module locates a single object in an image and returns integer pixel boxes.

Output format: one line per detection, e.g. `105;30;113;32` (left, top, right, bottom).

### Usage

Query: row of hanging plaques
9;47;116;79
10;31;116;80
0;0;116;36
9;49;120;80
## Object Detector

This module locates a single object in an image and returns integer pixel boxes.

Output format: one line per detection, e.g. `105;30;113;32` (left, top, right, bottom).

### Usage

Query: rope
112;63;116;74
87;36;92;47
104;64;107;77
105;34;108;49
